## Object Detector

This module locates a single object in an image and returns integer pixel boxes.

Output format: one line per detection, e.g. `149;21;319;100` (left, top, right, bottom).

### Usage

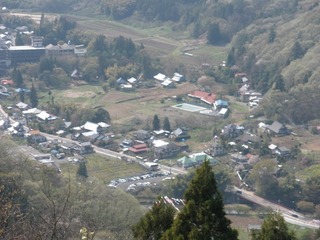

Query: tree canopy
162;161;238;240
132;198;175;240
251;213;296;240
153;114;160;131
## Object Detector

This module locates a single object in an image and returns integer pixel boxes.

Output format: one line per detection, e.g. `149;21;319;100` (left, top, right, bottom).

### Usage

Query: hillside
3;0;320;123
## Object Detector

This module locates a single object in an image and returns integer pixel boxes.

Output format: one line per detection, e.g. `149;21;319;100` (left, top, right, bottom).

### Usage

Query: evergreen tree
132;198;175;240
162;161;238;240
153;114;160;130
15;32;24;46
227;47;236;66
19;91;24;102
77;162;88;178
163;117;171;132
273;74;286;92
251;213;296;240
268;26;276;43
290;41;304;61
207;23;221;45
92;108;111;123
12;68;24;88
29;84;38;108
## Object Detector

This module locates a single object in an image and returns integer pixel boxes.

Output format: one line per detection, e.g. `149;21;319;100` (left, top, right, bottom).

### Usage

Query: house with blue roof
214;99;228;110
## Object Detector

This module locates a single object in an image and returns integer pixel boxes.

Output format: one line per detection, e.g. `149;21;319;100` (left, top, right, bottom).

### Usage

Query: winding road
0;104;319;229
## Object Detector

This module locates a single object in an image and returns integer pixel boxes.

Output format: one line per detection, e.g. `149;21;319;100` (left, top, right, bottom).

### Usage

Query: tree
303;176;320;204
268;26;276;43
15;32;24;46
251;213;296;240
290;41;304;61
162;161;238;240
227;47;236;66
248;159;280;200
272;73;286;92
92;108;111;123
12;68;24;88
77;162;88;178
163;117;171;132
132;198;175;240
29;84;38;108
207;23;222;45
19;91;25;103
153;114;160;131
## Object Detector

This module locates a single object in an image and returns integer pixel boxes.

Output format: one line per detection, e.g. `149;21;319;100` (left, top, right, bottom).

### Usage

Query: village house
275;146;291;158
70;69;83;80
171;128;190;141
27;130;47;144
188;90;216;105
231;153;249;163
36;111;58;122
46;43;75;57
16;101;28;110
206;138;225;156
133;129;151;141
177;152;216;168
267;121;289;136
214;99;228;110
238;133;261;147
128;143;149;155
73;142;94;155
153;142;181;159
222;124;244;138
22;108;42;120
171;72;185;82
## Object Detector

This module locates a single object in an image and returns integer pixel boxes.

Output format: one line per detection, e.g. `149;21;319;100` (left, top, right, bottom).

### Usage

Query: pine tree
268;26;276;43
290;41;304;61
19;91;25;103
12;68;24;88
15;32;24;46
132;198;175;240
207;23;221;45
273;74;286;92
77;162;88;178
162;161;238;240
227;47;236;66
251;213;296;240
29;84;38;108
163;117;171;132
153;114;160;130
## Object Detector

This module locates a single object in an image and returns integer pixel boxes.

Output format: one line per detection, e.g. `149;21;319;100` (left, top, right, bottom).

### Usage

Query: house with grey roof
267;121;289;136
171;128;190;141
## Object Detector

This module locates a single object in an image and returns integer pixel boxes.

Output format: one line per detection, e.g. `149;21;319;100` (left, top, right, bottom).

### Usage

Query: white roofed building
154;73;167;81
37;111;50;121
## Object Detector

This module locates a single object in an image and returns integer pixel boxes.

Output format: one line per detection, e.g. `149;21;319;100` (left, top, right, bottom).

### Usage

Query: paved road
233;187;320;229
1;104;318;229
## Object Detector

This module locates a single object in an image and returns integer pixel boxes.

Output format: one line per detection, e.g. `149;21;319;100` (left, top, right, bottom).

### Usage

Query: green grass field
60;153;146;183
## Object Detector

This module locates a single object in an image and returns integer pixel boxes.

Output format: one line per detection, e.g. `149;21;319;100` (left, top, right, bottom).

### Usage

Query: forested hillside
3;0;320;121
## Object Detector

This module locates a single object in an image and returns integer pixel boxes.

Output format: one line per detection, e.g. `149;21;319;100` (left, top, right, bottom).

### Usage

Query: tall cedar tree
29;84;38;108
162;161;238;240
77;162;88;178
132;198;175;240
163;117;171;132
153;114;160;130
251;213;296;240
15;32;24;46
12;68;24;88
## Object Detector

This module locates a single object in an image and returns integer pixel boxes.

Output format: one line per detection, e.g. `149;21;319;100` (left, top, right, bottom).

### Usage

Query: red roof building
188;91;216;105
1;79;14;86
128;143;149;154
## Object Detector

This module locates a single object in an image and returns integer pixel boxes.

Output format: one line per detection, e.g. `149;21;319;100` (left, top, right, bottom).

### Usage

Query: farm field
60;153;146;183
69;15;228;67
